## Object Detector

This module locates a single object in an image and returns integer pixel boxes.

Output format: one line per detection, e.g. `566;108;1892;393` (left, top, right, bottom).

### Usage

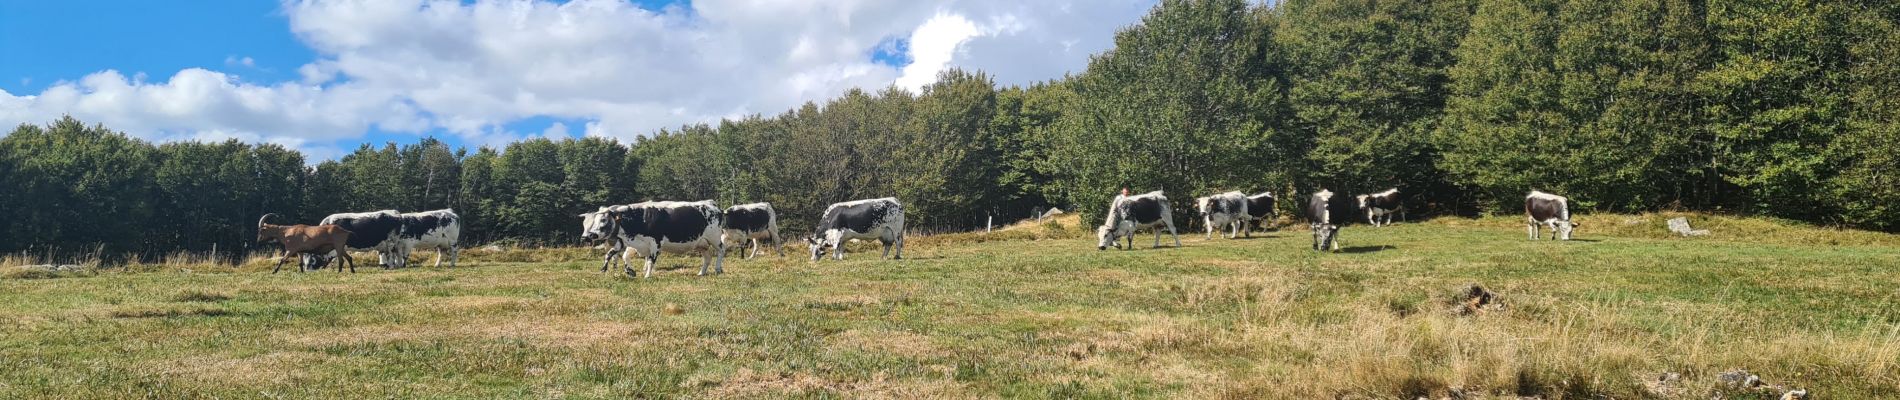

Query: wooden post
986;215;994;233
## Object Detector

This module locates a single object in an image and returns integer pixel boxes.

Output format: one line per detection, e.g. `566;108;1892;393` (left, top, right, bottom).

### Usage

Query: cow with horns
256;214;356;273
1097;190;1182;250
580;201;727;278
1525;190;1578;240
1195;191;1249;239
806;198;906;261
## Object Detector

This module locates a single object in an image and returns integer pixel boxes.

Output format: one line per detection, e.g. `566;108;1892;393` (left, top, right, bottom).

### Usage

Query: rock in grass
18;264;85;272
1667;217;1710;236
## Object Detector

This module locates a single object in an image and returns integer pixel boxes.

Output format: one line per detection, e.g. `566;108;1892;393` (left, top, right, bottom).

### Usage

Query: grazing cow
583;201;726;278
1356;188;1403;227
806;198;906;261
256;214;356;273
1195;191;1249;239
311;210;405;270
1244;192;1277;236
1307;190;1345;251
1525;190;1578;240
395;209;461;268
1097;191;1182;250
723;202;784;259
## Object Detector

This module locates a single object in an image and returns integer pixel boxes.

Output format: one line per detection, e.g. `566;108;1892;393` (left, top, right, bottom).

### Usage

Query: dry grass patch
147;351;333;385
826;328;946;359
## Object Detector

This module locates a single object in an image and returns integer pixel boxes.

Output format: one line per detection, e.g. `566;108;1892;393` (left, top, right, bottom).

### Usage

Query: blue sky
0;0;1153;160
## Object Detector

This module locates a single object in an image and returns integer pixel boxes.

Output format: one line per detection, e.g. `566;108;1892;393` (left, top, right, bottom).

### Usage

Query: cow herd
255;187;1576;277
1100;188;1578;252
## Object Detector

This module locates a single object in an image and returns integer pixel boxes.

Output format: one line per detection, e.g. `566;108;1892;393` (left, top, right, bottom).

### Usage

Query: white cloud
1;0;1156;157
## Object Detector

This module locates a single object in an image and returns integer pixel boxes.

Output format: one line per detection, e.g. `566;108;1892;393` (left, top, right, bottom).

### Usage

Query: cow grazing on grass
581;201;727;278
1307;190;1348;251
311;210;405;270
1244;192;1277;236
1525;191;1578;240
256;214;356;273
395;209;461;268
1097;191;1181;250
1195;191;1249;239
806;198;906;261
723;202;784;259
1356;188;1403;227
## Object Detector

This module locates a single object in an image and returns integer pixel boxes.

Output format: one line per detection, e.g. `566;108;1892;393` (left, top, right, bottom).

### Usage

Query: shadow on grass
1338;245;1396;254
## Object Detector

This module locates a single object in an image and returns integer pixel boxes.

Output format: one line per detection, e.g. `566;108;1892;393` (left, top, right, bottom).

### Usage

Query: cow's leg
1527;221;1537;240
1204;216;1215;239
1154;225;1164;248
1167;218;1182;247
706;240;725;275
448;246;459;268
893;231;904;260
880;237;892;259
642;249;660;278
832;239;846;260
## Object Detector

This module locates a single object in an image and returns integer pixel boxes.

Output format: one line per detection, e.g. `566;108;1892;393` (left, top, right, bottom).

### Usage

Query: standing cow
1356;188;1403;227
723;202;784;259
806;198;906;261
1244;192;1277;236
395;209;461;268
1097;190;1182;250
1525;190;1579;240
1195;191;1249;239
1307;189;1348;251
311;210;405;270
580;201;727;278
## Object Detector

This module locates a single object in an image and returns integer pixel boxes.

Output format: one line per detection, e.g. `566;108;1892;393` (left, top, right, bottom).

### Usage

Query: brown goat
256;213;357;273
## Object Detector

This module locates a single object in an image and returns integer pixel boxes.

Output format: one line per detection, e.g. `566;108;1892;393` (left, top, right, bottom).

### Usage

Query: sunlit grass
1;214;1894;398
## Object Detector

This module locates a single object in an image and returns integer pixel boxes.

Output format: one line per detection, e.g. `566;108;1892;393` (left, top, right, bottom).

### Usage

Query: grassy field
1;214;1896;398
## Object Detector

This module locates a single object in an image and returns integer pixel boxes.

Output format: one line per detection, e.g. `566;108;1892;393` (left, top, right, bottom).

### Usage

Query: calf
1097;190;1182;250
1307;190;1345;251
723;202;784;259
1244;191;1277;236
583;201;727;278
1195;191;1249;239
1356;188;1403;227
257;214;356;273
806;198;906;261
1525;190;1578;240
395;209;461;268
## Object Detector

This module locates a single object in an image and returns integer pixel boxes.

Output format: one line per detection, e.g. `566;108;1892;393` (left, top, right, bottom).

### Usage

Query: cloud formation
1;0;1153;154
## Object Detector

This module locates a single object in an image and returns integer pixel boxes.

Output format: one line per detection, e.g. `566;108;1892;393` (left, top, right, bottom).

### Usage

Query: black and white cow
1195;191;1249;239
395;209;461;268
806;198;906;261
580;201;726;278
722;202;784;259
1525;190;1578;240
1356;188;1403;227
579;204;638;272
1307;190;1346;251
1097;190;1181;250
1244;191;1277;236
311;210;405;270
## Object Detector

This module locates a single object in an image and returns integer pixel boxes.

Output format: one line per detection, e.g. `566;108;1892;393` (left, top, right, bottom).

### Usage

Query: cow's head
805;236;828;260
1558;220;1578;240
578;207;616;242
1355;195;1370;210
1095;221;1130;250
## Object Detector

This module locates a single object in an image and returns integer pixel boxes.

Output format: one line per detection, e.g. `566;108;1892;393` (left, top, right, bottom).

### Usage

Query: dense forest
2;0;1895;261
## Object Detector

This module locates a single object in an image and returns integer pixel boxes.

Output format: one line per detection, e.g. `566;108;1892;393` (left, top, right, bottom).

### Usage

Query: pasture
1;214;1895;398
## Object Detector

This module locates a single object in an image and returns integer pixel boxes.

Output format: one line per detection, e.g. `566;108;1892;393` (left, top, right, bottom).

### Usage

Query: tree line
3;0;1894;261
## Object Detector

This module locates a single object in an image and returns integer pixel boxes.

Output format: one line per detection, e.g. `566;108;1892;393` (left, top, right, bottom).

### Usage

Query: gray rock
1038;207;1065;221
1667;217;1710;236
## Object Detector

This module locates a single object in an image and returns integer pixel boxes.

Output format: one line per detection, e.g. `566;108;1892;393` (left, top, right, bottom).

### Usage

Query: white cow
1195;191;1250;239
805;198;905;261
580;201;727;278
722;202;785;259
